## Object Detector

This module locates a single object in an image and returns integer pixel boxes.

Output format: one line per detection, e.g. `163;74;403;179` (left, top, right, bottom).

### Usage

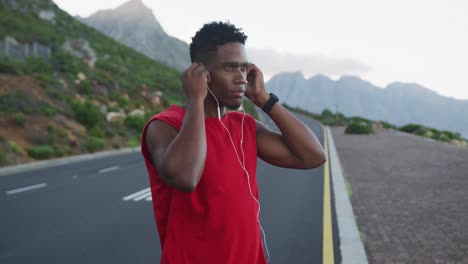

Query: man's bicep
255;120;299;168
146;120;178;168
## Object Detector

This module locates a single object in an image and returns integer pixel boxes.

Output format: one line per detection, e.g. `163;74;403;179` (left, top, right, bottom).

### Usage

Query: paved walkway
331;127;468;264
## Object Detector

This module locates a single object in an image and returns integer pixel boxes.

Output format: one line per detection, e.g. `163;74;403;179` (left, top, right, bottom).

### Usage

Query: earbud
207;87;221;120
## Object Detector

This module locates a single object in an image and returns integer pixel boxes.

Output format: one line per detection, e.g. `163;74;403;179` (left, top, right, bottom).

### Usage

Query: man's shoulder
147;105;185;131
157;104;184;116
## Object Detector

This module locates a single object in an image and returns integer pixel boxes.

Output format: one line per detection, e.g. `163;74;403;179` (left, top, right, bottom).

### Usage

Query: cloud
246;47;372;79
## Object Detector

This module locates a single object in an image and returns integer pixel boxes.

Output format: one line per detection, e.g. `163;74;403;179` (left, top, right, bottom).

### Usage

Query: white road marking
134;192;152;201
6;183;48;195
99;166;120;173
145;196;152;201
122;187;151;201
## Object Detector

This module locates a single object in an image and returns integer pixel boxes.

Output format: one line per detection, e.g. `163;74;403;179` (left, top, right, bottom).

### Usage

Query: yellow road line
323;126;335;264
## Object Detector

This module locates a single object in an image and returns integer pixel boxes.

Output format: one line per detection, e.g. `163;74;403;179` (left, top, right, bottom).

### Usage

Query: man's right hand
181;62;210;101
148;62;209;192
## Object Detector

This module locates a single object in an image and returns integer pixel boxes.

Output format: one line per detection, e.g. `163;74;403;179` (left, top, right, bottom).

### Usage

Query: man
141;21;326;264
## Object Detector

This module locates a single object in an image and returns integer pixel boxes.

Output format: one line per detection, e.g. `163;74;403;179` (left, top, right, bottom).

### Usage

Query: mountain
266;72;468;138
0;0;184;166
78;0;190;71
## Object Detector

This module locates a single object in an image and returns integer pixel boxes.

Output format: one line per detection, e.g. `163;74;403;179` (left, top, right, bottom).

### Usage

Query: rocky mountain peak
87;0;163;32
80;0;190;71
116;0;152;17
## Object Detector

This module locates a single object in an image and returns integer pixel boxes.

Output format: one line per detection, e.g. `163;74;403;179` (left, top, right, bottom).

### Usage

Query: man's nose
235;72;247;84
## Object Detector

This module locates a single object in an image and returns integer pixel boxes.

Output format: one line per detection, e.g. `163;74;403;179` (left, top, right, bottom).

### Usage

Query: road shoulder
327;126;368;264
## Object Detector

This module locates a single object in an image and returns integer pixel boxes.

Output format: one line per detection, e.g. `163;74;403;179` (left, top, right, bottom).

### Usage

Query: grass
344;177;352;197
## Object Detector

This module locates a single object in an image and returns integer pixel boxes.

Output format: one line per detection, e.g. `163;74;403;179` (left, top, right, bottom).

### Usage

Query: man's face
206;42;249;109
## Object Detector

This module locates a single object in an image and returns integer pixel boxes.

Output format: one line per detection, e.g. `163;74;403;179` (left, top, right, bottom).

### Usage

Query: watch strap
261;93;279;114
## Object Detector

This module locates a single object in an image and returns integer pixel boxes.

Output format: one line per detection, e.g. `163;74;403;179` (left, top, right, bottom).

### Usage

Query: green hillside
0;0;184;166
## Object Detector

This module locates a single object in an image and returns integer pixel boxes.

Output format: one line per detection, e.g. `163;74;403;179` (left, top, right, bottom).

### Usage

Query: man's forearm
267;103;326;166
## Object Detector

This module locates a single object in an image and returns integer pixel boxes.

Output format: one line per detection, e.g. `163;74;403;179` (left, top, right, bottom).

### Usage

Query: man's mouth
231;90;245;98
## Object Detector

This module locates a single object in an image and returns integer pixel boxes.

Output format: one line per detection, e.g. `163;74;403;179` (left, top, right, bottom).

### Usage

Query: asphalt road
256;110;328;263
0;111;338;264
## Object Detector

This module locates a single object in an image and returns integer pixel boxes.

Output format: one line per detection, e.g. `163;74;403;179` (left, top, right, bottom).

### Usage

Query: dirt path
331;127;468;264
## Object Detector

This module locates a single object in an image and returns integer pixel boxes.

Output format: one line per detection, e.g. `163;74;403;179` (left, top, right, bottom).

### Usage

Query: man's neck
203;98;226;118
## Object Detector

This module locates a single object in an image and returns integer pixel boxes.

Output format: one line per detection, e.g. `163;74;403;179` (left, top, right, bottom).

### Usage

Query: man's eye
241;65;248;71
225;65;233;70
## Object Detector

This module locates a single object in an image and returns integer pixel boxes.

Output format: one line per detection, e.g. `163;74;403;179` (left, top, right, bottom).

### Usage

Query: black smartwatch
261;93;279;114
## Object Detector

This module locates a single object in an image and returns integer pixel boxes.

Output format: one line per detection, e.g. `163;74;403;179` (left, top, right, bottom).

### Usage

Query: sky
54;0;468;100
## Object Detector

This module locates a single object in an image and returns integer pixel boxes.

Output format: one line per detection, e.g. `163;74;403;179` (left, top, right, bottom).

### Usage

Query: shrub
11;113;27;127
27;145;54;159
52;50;83;75
321;109;334;118
321;118;336;126
107;105;120;112
349;116;372;124
0;149;4;163
118;96;129;107
24;57;52;75
45;87;65;100
57;129;68;138
53;145;65;157
438;133;450;142
441;130;461;141
399;124;423;134
0;90;35;113
87;137;104;152
414;127;429;136
125;115;146;132
8;141;22;154
75;80;92;95
42;106;56;116
167;97;182;106
117;129;127;137
70;101;103;128
127;138;140;148
381;121;397;129
105;127;117;137
0;59;24;75
90;126;104;138
429;129;441;140
345;122;374;135
36;73;56;87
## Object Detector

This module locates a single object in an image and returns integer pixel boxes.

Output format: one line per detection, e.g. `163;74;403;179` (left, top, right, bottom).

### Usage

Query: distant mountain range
77;0;190;71
266;72;468;138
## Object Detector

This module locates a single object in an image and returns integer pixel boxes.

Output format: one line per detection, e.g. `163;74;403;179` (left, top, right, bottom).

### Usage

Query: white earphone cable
207;87;271;262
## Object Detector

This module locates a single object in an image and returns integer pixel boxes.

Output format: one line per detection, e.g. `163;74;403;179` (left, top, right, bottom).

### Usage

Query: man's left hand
245;63;269;107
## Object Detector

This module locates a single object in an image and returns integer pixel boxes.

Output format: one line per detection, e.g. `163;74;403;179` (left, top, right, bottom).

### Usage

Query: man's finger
184;63;200;74
247;63;260;74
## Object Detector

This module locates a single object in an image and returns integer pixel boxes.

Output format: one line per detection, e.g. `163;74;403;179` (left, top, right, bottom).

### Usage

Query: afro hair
189;21;248;63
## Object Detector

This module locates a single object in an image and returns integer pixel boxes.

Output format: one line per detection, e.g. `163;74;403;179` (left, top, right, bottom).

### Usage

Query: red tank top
141;105;267;264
